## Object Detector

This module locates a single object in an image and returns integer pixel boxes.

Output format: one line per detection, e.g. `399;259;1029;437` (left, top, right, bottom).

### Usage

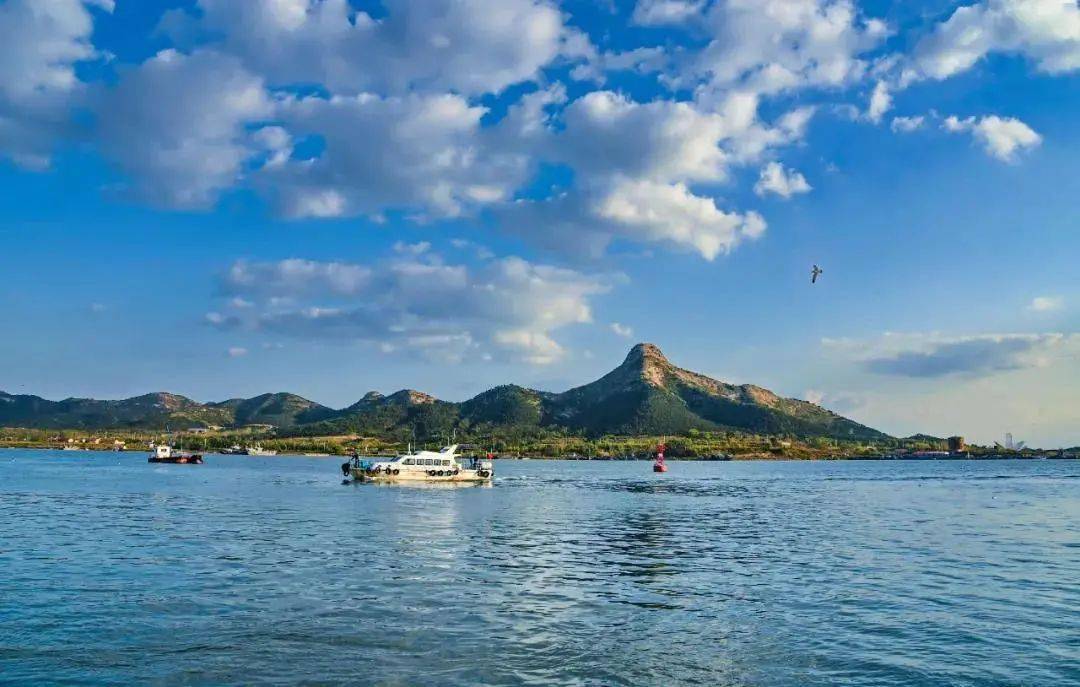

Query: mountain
546;344;886;439
459;385;549;427
0;391;232;429
0;344;888;440
208;393;335;429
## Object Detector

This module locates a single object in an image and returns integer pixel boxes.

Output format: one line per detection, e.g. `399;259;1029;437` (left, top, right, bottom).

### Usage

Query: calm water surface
1;450;1077;686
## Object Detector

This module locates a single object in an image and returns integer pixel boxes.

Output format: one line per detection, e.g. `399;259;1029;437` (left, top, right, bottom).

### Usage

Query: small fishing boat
148;444;204;465
344;444;493;483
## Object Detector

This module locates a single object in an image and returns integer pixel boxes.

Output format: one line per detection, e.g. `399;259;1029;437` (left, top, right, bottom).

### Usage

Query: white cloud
393;241;432;256
867;80;892;123
803;389;826;405
96;49;272;209
172;0;581;96
1029;295;1064;312
570;46;669;84
632;0;705;26
0;0;110;168
262;92;526;219
227;346;248;358
498;90;808;260
558;91;733;185
610;322;634;338
754;162;812;199
595;179;767;260
890;115;925;133
941;114;1042;162
692;0;890;97
825;331;1078;379
225;258;373;297
909;0;1080;83
210;252;611;365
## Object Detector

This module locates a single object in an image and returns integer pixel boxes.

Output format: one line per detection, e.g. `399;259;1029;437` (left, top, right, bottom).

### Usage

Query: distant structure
996;433;1027;452
948;436;966;454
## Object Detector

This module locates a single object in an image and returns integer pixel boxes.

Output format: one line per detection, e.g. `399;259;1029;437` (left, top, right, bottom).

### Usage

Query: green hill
0;344;889;440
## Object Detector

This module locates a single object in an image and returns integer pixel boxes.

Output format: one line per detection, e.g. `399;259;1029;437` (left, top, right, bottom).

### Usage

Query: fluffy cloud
942;114;1042;162
495;91;817;259
890;115;925;133
14;0;1075;267
692;0;889;97
223;259;373;297
1028;295;1064;312
909;0;1080;83
599;179;766;259
0;0;110;168
168;0;580;96
610;322;634;338
209;252;610;364
803;389;826;405
866;81;892;123
96;49;272;208
632;0;704;26
826;332;1077;379
754;162;812;199
558;91;732;184
263;92;526;219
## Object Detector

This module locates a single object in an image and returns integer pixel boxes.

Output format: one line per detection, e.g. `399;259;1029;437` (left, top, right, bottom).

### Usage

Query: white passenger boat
243;445;278;456
345;444;493;483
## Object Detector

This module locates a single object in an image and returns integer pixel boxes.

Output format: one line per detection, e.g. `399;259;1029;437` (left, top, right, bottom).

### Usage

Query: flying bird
811;265;823;284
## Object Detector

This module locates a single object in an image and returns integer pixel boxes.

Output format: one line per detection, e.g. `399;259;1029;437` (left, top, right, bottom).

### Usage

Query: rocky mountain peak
620;343;673;386
386;389;436;406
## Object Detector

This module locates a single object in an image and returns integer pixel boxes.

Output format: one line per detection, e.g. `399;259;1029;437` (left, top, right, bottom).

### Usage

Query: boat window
403;458;414;465
442;459;451;466
424;458;433;466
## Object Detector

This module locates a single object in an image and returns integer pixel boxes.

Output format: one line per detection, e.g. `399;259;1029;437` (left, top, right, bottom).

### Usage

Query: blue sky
0;0;1078;445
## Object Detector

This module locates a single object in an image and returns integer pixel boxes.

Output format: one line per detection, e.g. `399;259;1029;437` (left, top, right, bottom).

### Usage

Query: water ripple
1;452;1078;686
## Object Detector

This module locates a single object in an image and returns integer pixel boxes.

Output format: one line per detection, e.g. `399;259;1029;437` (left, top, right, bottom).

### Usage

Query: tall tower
1005;433;1014;450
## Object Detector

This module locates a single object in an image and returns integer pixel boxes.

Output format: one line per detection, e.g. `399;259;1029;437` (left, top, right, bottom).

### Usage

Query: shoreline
1;445;1072;462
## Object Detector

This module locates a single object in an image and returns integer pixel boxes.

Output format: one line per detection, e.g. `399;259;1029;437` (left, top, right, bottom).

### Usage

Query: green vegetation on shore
2;426;1072;460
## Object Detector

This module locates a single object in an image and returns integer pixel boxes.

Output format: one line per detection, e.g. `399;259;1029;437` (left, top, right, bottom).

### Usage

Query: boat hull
149;455;204;465
350;468;491;484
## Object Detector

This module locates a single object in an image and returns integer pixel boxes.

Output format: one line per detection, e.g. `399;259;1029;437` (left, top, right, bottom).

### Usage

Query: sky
0;0;1077;446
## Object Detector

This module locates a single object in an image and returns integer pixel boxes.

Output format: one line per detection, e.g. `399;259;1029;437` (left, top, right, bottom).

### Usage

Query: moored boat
242;445;277;456
344;444;493;483
148;444;204;465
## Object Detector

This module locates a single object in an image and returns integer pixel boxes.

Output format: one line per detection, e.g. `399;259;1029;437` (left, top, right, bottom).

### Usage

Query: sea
1;450;1077;686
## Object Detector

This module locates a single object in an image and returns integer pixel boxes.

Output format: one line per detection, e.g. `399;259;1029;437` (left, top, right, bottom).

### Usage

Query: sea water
1;450;1077;686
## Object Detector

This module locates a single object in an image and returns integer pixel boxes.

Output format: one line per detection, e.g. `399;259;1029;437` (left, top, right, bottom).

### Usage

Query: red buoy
652;443;667;473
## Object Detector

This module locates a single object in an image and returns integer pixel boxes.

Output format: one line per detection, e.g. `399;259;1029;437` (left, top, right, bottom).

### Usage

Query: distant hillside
208;393;336;429
0;344;889;440
0;391;232;429
546;344;886;439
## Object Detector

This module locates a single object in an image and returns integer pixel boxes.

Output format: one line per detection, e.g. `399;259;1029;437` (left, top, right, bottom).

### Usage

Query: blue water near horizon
1;450;1078;686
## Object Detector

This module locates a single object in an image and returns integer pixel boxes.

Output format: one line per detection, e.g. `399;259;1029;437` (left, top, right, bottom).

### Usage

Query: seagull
811;265;823;284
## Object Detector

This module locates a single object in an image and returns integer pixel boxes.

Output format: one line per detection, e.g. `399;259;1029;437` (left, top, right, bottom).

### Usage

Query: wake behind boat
344;444;493;484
